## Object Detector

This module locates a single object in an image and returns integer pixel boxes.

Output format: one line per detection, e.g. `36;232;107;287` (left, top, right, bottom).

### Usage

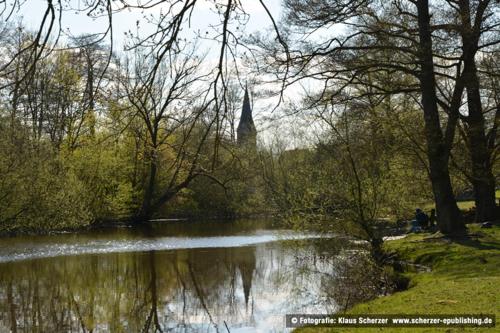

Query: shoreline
0;213;279;238
296;222;500;332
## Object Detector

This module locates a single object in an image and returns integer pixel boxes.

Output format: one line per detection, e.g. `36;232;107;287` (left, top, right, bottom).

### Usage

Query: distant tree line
0;0;498;237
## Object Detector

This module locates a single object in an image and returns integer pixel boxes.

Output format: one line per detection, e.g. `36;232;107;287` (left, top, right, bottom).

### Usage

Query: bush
0;128;93;232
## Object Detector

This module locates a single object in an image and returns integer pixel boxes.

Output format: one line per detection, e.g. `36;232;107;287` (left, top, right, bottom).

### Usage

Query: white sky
16;1;282;52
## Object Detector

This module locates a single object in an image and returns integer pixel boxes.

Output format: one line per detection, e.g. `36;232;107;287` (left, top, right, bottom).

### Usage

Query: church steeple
237;86;257;148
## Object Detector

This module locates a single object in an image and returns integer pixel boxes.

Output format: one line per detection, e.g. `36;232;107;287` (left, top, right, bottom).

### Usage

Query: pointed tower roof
240;86;254;124
237;86;257;147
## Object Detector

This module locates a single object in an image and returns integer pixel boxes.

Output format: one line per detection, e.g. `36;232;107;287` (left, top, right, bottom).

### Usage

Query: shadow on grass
451;236;500;251
433;233;499;279
400;227;500;280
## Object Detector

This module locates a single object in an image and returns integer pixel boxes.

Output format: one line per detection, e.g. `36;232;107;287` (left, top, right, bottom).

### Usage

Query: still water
0;219;350;332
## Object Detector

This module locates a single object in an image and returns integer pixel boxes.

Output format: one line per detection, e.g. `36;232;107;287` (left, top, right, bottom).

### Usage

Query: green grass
296;224;500;333
423;190;500;212
457;200;477;210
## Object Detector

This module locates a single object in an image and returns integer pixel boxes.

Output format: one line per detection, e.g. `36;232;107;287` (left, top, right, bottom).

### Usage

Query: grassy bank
297;223;500;332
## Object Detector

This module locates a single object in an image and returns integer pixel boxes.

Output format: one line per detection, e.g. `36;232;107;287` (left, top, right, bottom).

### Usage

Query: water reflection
0;240;341;332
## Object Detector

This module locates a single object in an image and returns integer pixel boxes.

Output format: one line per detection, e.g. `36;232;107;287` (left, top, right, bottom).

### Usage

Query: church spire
237;85;257;148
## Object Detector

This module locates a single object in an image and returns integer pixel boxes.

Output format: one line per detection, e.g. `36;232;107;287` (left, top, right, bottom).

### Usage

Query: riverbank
297;223;500;332
0;212;279;237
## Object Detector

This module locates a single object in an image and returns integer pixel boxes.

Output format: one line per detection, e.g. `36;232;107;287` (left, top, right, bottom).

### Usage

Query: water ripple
0;231;326;263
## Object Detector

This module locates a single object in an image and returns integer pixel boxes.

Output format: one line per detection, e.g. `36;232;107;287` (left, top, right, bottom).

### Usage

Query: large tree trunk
428;154;464;234
458;0;498;222
464;67;498;222
416;0;465;235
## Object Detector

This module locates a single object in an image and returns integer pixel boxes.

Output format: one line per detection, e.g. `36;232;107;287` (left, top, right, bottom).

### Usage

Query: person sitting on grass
416;208;430;230
408;208;429;233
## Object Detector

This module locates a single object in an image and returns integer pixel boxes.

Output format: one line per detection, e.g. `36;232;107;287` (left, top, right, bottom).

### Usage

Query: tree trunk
457;0;498;222
138;147;158;222
428;155;464;234
415;0;465;235
464;64;498;221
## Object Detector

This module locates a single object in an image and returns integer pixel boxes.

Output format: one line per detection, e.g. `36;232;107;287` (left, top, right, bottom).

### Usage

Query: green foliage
160;141;268;218
259;145;344;224
0;124;92;232
0;117;141;233
258;100;434;236
63;140;139;220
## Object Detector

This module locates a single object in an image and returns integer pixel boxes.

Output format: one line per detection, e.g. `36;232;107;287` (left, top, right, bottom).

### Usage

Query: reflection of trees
6;281;16;333
0;240;354;332
141;251;163;333
0;246;259;332
187;261;218;331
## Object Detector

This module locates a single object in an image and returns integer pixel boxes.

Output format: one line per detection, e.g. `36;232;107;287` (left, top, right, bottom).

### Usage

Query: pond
0;219;358;332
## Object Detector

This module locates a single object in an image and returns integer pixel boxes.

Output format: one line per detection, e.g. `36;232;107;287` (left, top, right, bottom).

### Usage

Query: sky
4;0;322;148
14;0;282;53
